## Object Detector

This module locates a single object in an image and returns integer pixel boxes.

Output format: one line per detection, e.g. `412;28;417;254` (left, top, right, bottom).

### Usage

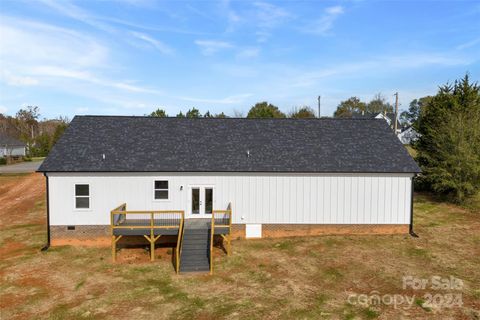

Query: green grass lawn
1;174;479;320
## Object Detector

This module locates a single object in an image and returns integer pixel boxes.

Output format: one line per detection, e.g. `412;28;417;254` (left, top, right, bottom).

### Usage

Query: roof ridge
74;115;386;121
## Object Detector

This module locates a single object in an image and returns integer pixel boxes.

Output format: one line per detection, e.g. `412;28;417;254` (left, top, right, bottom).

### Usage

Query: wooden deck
110;203;232;274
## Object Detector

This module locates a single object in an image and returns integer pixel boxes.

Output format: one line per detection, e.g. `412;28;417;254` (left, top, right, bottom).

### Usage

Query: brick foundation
230;224;409;239
50;224;409;246
51;225;110;239
50;225;110;246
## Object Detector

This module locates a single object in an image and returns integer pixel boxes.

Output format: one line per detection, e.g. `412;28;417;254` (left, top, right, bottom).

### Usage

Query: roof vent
246;150;250;158
102;153;105;160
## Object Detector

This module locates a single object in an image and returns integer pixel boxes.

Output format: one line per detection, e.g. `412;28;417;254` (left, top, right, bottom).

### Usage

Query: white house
352;112;402;135
398;126;420;145
39;116;420;272
0;133;26;157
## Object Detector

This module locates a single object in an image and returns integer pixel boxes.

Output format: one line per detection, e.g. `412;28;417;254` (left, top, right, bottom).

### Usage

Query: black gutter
409;175;419;238
41;173;50;251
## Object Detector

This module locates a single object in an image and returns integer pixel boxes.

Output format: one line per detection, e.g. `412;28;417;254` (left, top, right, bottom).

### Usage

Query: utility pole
394;92;399;134
317;95;321;118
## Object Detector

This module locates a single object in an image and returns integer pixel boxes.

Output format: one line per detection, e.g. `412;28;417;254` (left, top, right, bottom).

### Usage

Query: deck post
227;235;231;256
112;235;122;262
112;235;116;262
150;212;154;261
150;239;155;261
175;211;184;274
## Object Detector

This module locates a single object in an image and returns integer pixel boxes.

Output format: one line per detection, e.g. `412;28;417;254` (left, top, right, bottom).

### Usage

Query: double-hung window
154;180;169;200
75;184;90;209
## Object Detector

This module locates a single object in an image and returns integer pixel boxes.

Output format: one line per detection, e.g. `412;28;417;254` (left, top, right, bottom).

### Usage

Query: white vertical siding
47;172;413;226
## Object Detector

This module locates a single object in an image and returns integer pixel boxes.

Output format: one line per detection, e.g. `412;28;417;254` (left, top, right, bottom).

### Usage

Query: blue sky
0;0;479;119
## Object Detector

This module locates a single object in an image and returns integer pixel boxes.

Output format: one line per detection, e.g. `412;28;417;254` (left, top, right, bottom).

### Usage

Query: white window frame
74;183;91;211
153;179;170;201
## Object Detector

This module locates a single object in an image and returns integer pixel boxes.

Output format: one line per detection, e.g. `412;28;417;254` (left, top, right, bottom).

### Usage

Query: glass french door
190;186;214;218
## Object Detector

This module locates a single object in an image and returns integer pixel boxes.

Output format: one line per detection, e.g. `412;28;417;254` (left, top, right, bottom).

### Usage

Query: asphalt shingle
38;116;421;173
0;133;26;147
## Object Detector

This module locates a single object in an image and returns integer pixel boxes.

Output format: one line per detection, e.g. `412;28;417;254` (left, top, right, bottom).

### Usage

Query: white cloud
253;2;291;28
303;5;345;35
1;71;39;86
0;15;163;103
0;16;108;69
220;1;292;42
253;2;292;42
456;37;480;50
289;53;471;88
236;48;260;59
130;31;174;55
219;0;242;33
29;66;161;94
195;40;234;55
37;0;115;32
0;106;7;114
325;5;344;15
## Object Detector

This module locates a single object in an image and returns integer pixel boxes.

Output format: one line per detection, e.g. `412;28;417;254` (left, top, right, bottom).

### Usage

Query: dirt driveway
0;160;43;173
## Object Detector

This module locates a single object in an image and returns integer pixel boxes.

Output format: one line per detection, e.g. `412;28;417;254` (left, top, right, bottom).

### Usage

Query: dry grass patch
0;174;479;319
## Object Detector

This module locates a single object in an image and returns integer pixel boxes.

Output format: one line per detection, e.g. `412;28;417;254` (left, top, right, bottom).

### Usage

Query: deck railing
110;203;185;273
210;203;232;274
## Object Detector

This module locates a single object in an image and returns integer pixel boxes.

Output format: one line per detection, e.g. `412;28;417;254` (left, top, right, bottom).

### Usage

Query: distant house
39;116;420;273
0;133;26;157
351;112;402;135
398;126;419;145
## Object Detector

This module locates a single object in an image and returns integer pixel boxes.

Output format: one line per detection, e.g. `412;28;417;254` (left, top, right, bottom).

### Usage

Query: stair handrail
210;202;232;275
177;211;185;274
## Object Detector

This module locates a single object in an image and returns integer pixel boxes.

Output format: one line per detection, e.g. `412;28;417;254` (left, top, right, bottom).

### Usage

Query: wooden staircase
179;220;210;273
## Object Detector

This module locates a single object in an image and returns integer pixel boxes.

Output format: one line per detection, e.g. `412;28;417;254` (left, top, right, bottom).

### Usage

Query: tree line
1;74;478;205
0;106;68;157
148;102;318;119
147;75;479;205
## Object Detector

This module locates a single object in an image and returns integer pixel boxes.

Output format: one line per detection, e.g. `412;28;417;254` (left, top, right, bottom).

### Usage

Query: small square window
154;180;169;200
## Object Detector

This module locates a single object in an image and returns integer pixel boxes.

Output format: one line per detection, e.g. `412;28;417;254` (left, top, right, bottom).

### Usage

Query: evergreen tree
415;74;480;203
186;108;201;118
149;108;167;117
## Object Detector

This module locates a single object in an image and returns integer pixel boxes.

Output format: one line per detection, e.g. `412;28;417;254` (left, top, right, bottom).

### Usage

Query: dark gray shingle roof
38;116;420;173
0;133;26;147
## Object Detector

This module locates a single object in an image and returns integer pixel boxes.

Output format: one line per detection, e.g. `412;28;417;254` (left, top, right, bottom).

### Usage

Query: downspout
409;175;419;238
41;173;50;251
